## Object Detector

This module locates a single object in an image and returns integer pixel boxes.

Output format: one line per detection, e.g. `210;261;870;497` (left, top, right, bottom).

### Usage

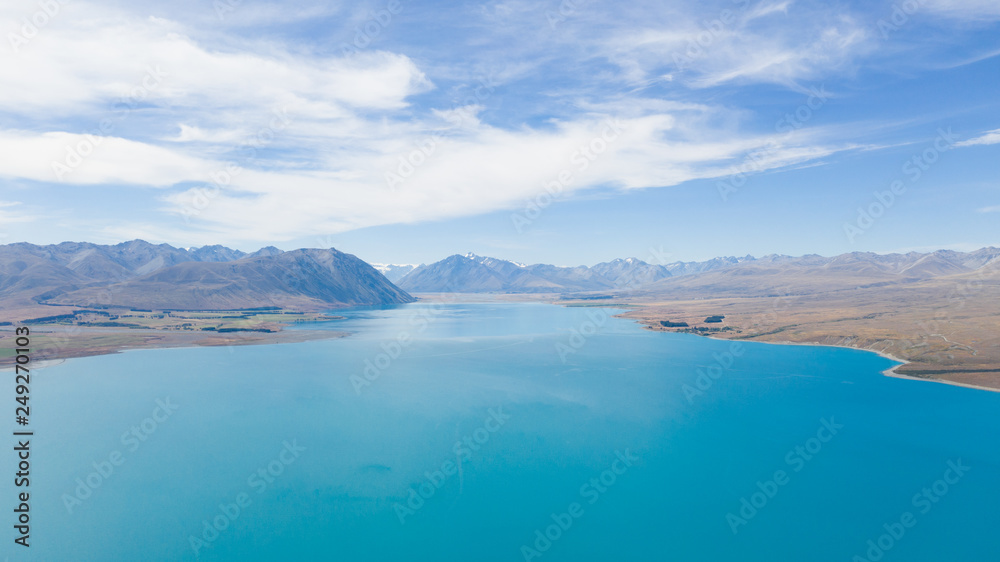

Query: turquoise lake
6;301;1000;561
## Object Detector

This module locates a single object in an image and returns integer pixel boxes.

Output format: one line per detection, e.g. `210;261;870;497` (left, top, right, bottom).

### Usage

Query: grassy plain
0;307;346;367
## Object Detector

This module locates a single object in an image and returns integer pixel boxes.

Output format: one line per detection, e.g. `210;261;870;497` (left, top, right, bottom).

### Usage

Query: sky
0;0;998;266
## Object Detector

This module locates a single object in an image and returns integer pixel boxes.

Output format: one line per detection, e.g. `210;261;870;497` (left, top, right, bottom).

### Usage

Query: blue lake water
5;301;1000;561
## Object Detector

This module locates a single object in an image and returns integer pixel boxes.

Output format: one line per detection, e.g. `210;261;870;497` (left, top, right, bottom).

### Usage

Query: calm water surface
7;302;1000;561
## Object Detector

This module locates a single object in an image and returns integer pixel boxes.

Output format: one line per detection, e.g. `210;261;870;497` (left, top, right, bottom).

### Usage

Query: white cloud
139;112;853;244
0;2;430;120
0;130;218;186
601;2;872;89
0;201;35;227
165;124;245;143
977;206;1000;213
956;128;1000;147
0;0;869;248
0;0;975;248
0;107;857;247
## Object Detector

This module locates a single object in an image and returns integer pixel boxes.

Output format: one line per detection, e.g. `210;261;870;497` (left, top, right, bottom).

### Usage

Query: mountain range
396;253;673;293
371;263;418;283
3;240;997;389
388;249;1000;294
0;240;412;313
633;247;1000;298
3;240;999;316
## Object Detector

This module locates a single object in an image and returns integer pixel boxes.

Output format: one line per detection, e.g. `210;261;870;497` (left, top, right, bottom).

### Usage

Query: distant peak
603;257;645;266
459;252;527;268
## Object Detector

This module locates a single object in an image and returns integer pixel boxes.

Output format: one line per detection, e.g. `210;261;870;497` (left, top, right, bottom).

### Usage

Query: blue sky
0;0;998;265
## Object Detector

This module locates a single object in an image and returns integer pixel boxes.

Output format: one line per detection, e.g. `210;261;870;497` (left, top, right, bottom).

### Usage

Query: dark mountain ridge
46;248;414;311
0;241;411;313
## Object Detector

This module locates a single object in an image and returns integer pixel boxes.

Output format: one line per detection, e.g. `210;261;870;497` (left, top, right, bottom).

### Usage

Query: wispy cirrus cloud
598;1;872;90
0;201;35;226
0;0;877;246
956;128;1000;147
0;0;997;249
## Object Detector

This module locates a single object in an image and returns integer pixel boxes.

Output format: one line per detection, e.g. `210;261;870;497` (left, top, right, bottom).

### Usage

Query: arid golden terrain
606;266;1000;391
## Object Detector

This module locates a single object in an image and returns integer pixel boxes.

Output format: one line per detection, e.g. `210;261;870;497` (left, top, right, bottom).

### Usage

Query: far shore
410;294;1000;393
523;294;1000;394
0;326;348;370
712;334;1000;394
417;294;1000;393
5;295;998;394
627;315;1000;394
879;364;1000;393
